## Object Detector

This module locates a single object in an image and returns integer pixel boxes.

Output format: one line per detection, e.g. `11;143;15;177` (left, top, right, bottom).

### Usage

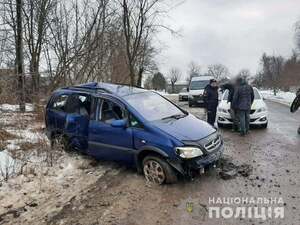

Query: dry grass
19;142;41;151
0;129;18;142
34;104;45;123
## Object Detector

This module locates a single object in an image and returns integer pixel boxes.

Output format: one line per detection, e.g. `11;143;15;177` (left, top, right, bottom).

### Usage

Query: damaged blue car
45;82;224;184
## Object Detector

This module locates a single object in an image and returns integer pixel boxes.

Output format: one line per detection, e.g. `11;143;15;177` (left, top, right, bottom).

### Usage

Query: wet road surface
5;98;300;225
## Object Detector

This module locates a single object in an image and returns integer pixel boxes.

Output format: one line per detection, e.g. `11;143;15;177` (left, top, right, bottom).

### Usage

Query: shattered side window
52;94;69;111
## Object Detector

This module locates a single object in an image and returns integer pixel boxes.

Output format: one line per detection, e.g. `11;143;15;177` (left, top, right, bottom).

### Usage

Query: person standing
204;79;219;126
233;77;254;136
220;81;239;131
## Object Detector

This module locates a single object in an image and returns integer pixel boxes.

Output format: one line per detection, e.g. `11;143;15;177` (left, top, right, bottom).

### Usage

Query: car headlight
218;108;228;113
256;107;266;113
175;147;203;159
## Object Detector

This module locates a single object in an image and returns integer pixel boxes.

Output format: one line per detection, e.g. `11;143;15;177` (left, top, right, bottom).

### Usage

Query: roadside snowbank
260;90;296;106
0;103;34;112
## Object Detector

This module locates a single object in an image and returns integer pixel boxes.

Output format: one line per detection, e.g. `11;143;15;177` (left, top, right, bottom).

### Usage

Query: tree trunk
16;0;25;112
129;65;135;86
136;67;143;87
31;54;40;95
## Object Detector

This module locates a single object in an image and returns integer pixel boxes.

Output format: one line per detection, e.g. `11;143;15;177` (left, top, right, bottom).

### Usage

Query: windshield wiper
161;113;187;120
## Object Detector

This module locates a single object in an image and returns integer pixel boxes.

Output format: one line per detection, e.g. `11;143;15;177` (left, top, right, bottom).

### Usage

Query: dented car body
45;82;224;184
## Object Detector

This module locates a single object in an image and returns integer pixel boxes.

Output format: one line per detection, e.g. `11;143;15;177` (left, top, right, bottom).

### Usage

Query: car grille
204;135;222;153
193;95;203;100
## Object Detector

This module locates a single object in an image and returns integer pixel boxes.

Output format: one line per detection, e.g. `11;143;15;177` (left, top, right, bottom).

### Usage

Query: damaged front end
168;132;224;177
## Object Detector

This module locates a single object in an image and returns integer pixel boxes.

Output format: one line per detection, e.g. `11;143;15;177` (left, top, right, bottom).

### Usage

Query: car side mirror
111;119;127;128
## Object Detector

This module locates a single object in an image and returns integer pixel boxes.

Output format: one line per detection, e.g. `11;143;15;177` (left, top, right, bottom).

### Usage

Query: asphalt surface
3;98;300;225
52;98;299;225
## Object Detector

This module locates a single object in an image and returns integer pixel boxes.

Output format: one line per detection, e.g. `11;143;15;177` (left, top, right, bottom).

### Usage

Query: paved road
50;99;299;225
6;99;300;225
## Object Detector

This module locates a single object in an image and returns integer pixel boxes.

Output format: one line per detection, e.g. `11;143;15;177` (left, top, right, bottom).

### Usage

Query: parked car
178;87;189;101
188;76;214;107
217;87;268;128
45;82;224;184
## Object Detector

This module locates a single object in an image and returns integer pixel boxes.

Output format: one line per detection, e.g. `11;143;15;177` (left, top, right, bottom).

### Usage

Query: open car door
65;113;89;152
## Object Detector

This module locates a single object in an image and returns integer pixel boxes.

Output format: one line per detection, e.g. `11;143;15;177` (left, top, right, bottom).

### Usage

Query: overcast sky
155;0;300;79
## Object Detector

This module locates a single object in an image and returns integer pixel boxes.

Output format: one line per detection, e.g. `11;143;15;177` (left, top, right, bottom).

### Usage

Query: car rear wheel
142;155;177;185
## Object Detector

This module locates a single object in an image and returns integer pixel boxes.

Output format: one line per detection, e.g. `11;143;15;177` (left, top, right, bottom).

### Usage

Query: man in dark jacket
220;81;239;131
233;77;254;136
204;79;219;126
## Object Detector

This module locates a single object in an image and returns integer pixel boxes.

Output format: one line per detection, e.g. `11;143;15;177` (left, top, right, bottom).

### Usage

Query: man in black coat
232;77;254;136
204;79;219;126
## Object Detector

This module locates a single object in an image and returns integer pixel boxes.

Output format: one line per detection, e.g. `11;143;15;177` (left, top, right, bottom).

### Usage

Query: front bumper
179;95;188;101
169;142;224;176
189;95;204;105
183;144;224;171
217;112;268;125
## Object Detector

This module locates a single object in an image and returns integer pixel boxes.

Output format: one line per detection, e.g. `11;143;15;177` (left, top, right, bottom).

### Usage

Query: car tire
298;126;300;135
188;101;193;107
142;155;178;185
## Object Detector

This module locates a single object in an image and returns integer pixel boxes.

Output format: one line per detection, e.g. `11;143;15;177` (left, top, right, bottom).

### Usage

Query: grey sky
155;0;300;79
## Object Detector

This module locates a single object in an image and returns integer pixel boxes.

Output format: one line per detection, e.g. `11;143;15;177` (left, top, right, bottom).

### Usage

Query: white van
188;76;214;107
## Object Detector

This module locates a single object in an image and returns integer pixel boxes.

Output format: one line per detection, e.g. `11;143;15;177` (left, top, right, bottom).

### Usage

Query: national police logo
186;202;193;213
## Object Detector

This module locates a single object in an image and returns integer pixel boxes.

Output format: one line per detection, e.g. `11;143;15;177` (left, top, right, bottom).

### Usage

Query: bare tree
186;61;201;82
22;0;56;94
259;53;284;95
207;64;229;80
16;0;25;111
120;0;175;86
168;67;181;93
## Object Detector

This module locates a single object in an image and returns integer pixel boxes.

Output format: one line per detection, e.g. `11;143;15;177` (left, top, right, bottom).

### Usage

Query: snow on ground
0;103;116;224
260;90;296;106
0;103;34;112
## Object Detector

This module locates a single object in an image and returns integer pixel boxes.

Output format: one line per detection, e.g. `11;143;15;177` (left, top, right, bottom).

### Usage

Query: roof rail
61;83;112;93
112;82;145;90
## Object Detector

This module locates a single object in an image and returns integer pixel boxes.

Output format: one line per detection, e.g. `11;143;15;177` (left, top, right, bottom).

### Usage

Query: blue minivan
45;82;224;184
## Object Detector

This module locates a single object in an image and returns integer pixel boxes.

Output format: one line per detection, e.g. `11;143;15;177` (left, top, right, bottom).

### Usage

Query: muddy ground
0;97;299;225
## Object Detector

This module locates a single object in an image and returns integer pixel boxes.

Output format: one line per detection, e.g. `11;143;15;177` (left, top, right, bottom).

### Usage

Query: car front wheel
142;155;177;185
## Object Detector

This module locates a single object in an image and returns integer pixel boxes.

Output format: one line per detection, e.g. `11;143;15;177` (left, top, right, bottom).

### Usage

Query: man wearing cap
203;79;219;126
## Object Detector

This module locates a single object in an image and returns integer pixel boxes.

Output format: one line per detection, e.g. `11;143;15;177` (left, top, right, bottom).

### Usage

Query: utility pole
16;0;25;112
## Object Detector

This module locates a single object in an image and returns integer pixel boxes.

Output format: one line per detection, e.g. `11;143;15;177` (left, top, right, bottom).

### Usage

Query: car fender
135;146;185;174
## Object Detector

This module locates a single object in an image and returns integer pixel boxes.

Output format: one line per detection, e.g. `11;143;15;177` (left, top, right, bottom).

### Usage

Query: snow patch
260;90;296;106
0;103;34;112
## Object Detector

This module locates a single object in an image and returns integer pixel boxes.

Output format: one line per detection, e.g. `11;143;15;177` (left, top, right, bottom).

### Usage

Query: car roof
190;76;214;81
58;82;147;97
